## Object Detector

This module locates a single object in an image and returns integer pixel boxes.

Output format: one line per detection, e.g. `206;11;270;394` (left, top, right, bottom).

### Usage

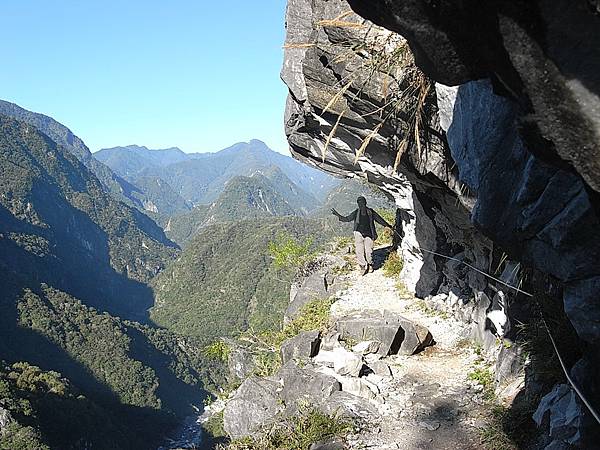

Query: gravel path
330;249;492;450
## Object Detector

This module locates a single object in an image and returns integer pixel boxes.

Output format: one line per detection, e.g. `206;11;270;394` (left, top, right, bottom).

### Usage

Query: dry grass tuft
354;122;383;164
323;111;345;162
283;42;316;49
321;80;353;116
317;19;365;28
393;137;409;170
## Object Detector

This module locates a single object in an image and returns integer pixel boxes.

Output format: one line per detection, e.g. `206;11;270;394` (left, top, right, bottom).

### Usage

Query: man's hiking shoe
363;265;370;276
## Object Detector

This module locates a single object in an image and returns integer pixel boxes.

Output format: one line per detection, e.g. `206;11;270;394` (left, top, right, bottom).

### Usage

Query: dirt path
330;250;491;449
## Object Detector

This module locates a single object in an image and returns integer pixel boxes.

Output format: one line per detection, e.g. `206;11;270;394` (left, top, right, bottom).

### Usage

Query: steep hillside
0;114;177;318
151;217;339;345
128;175;191;219
252;165;320;215
206;174;296;221
0;114;210;448
0;281;208;450
0;99;137;206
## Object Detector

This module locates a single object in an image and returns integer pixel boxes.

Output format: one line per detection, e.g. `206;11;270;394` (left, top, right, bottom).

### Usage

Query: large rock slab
0;406;12;433
286;256;346;323
226;341;255;381
281;330;321;365
335;311;433;356
276;361;341;407
352;340;380;355
223;376;282;439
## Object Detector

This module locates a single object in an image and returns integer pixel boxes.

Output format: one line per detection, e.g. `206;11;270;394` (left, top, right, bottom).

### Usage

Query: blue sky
0;0;291;154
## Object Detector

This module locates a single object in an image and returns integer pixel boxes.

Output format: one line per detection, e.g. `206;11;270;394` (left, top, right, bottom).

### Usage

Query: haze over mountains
95;140;339;219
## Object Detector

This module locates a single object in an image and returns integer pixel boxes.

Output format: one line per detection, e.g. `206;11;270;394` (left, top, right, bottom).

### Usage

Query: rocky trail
327;248;494;449
209;246;511;450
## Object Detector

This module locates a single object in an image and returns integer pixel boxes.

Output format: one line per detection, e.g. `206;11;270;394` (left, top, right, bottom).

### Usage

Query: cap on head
357;196;367;205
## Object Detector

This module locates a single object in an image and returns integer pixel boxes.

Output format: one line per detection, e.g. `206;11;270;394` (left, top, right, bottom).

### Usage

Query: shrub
375;209;396;245
203;341;232;362
268;234;315;270
333;236;354;252
382;251;403;277
242;297;334;377
222;405;353;450
203;410;227;440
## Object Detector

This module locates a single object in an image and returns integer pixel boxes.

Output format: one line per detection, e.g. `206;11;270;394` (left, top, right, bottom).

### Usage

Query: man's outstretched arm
372;210;393;228
331;208;356;222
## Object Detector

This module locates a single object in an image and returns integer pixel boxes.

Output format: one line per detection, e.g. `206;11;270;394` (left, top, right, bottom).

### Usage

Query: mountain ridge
95;139;340;210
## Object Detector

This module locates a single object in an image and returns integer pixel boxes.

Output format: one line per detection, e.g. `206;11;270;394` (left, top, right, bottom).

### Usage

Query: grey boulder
335;311;433;356
313;347;363;377
281;330;321;364
277;361;341;406
533;384;584;446
222;376;282;439
319;390;378;420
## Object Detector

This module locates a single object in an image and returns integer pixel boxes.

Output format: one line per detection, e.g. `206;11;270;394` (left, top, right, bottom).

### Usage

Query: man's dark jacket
337;208;390;241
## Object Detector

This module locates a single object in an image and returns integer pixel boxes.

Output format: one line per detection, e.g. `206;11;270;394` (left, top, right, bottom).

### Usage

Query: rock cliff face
282;0;600;447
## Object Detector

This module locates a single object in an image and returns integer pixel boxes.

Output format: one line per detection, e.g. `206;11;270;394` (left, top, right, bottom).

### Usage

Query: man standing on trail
331;196;393;275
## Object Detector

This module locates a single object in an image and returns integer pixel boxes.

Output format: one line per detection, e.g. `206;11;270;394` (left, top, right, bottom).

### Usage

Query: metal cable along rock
392;227;600;426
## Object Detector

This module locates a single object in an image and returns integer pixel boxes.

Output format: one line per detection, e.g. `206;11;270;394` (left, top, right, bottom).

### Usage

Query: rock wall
281;0;600;446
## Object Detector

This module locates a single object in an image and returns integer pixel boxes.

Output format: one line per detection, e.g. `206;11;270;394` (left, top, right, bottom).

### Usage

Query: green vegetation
312;178;395;219
269;234;316;270
96;140;336;209
333;235;354;251
412;299;449;319
222;406;353;450
0;99;138;208
204;341;233;363
479;404;528;450
0;361;132;450
166;173;302;246
0;284;209;449
468;367;495;399
382;251;404;277
0;115;177;318
375;209;396;245
203;410;227;442
151;218;335;346
234;297;334;378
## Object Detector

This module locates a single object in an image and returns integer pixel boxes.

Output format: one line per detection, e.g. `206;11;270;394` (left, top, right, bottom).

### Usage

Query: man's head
357;196;367;207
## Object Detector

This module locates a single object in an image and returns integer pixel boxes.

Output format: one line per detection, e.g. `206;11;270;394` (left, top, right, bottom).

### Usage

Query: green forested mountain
128;175;192;220
164;170;315;246
95;139;340;207
0;106;390;450
0;100;196;218
0;282;210;450
151;217;337;345
312;177;396;219
94;144;189;179
0;114;210;449
0;114;177;317
0;99;141;207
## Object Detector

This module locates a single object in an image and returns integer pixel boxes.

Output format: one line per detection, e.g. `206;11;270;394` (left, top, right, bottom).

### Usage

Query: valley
0;100;393;449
